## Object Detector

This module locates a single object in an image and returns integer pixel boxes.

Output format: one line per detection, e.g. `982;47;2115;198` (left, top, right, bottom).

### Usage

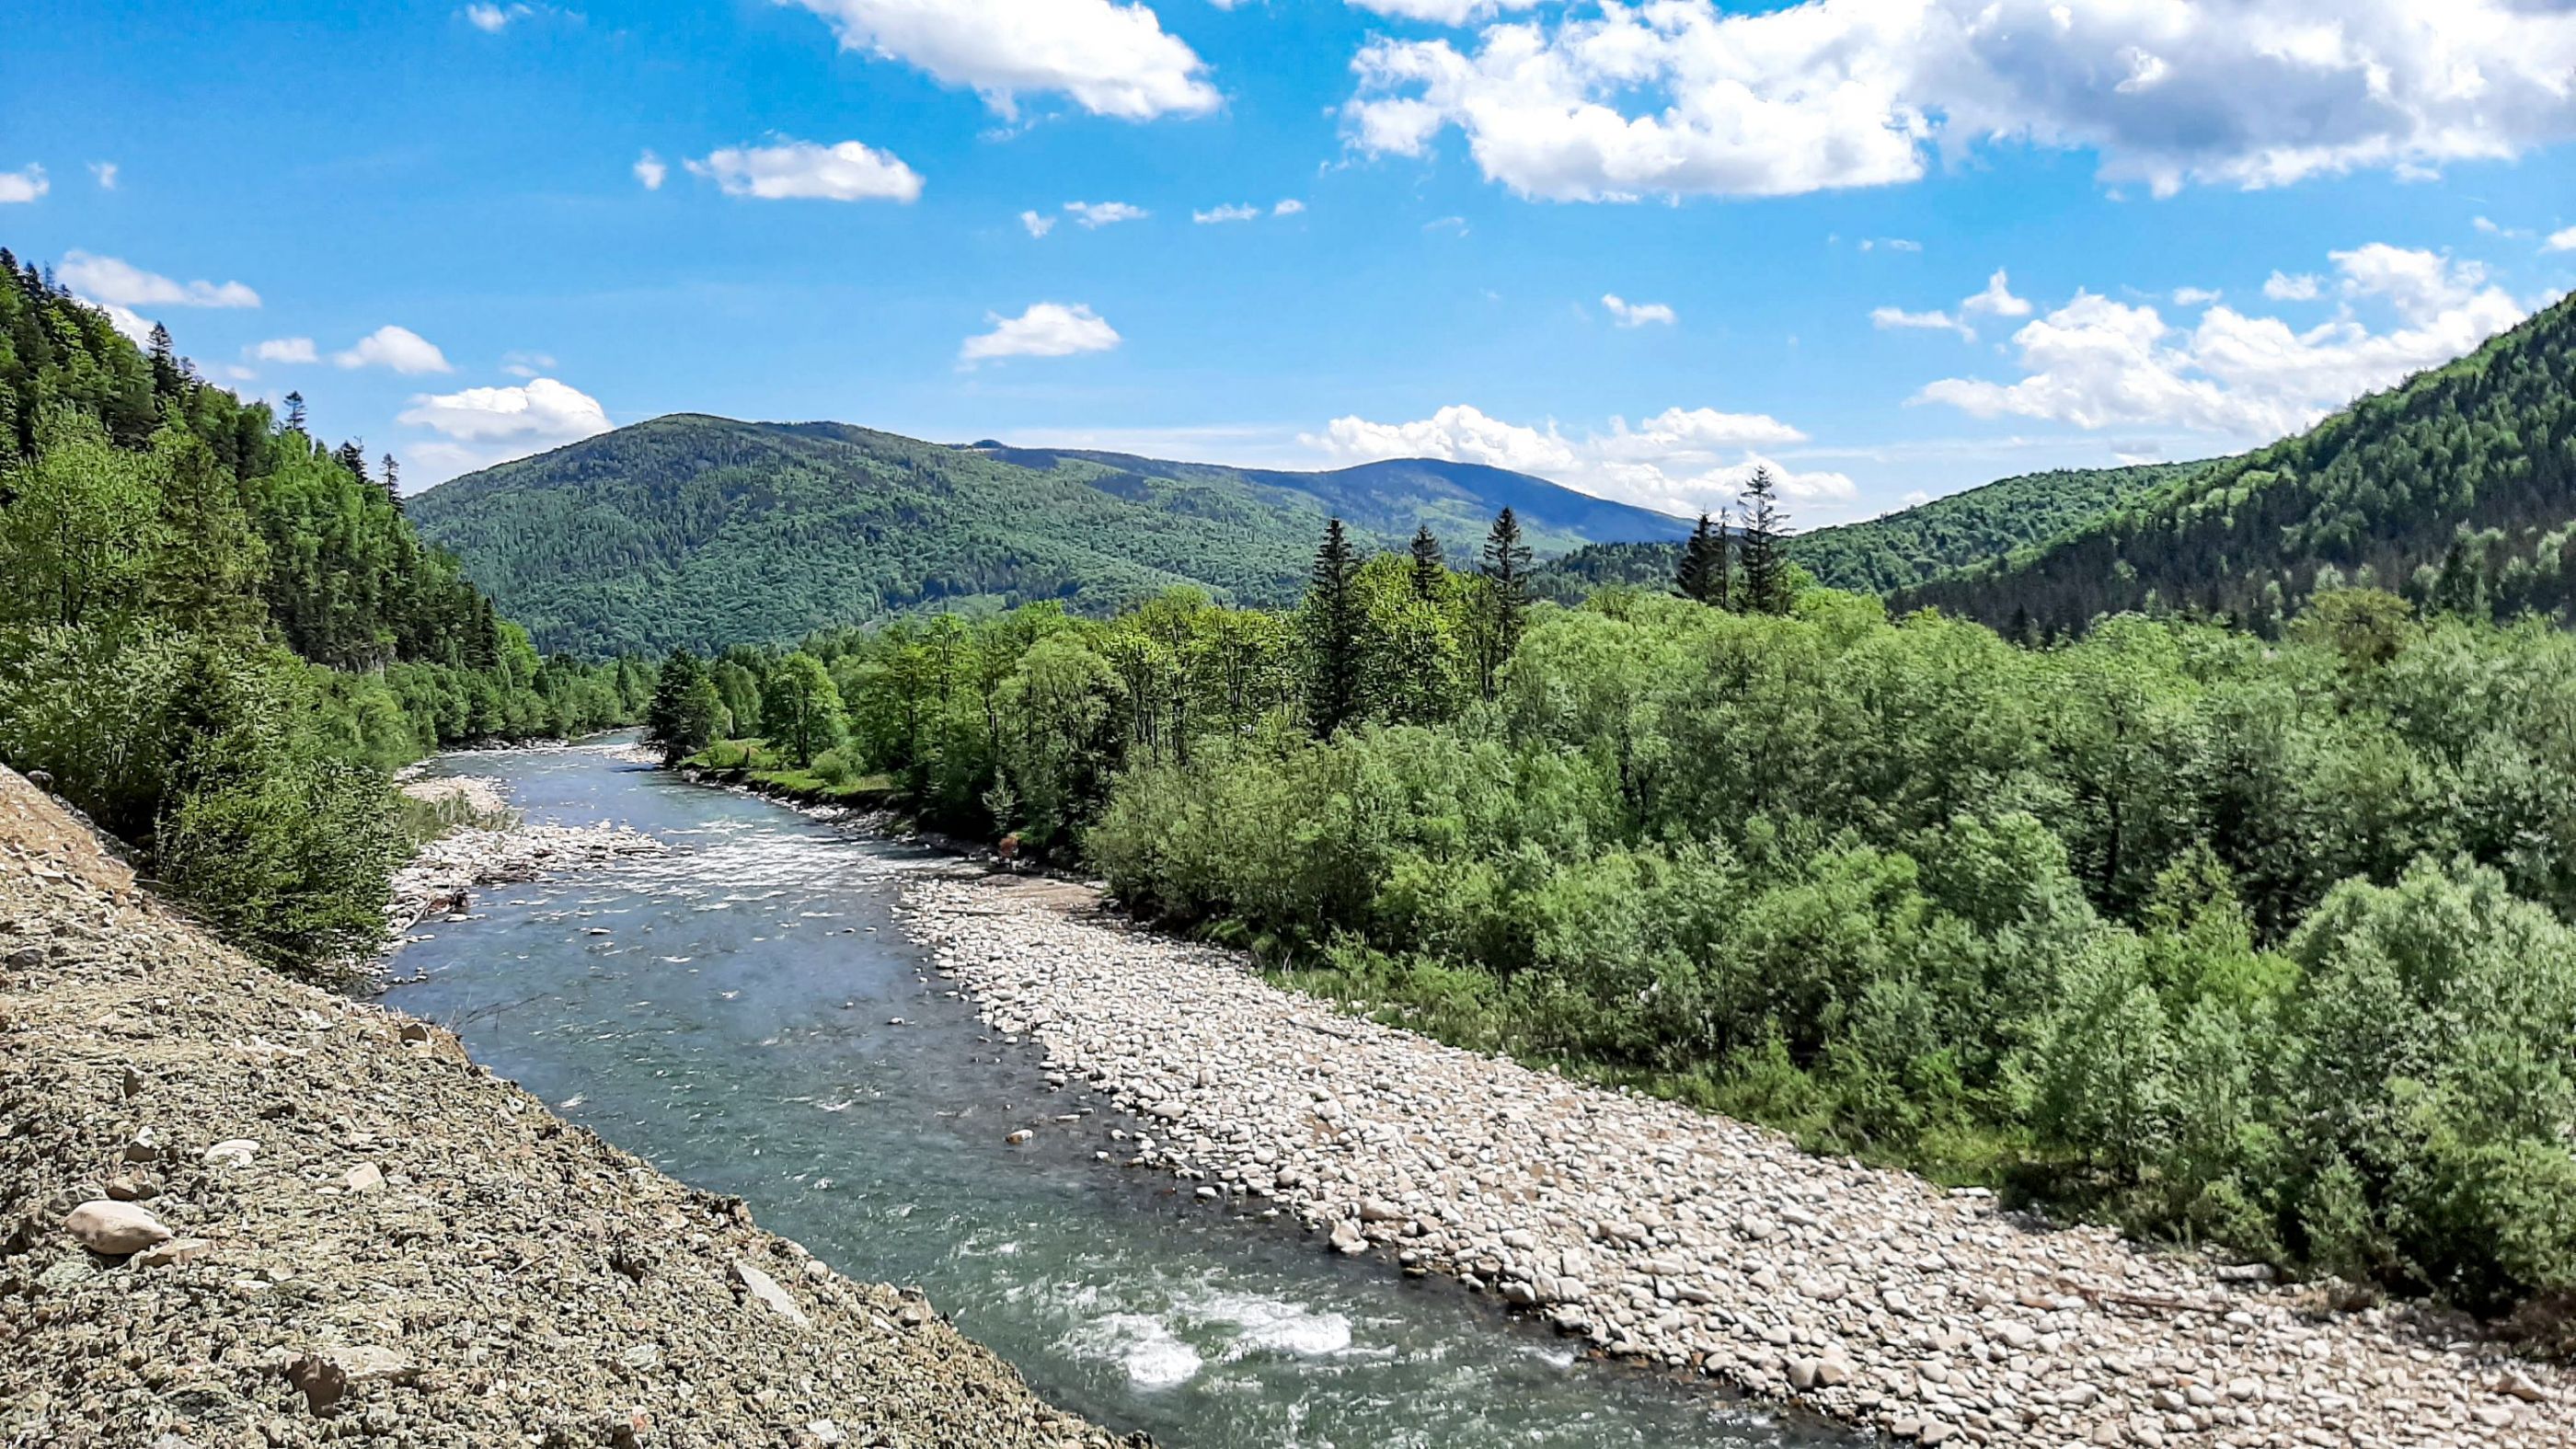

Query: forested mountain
1896;293;2576;635
960;443;1691;557
0;247;644;972
409;416;1693;654
1533;460;2203;601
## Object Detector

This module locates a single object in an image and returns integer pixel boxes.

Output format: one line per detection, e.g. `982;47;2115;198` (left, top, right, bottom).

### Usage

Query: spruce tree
1674;512;1731;606
334;441;369;486
645;648;713;765
282;391;306;433
1737;467;1789;615
379;453;402;512
1304;518;1363;735
1475;508;1532;697
1409;523;1445;602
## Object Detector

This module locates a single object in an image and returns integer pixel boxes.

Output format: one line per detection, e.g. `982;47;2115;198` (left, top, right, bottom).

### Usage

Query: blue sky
6;0;2575;525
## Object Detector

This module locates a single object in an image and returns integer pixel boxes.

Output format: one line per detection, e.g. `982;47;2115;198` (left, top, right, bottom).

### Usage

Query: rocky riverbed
390;771;664;937
902;873;2571;1449
0;764;1136;1448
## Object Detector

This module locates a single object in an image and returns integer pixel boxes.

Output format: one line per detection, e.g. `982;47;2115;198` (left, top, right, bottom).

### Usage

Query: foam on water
1072;1313;1206;1390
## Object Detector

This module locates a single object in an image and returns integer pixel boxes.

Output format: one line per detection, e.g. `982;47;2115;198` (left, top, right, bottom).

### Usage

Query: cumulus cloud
1274;198;1306;216
1064;200;1148;228
633;151;668;190
960;303;1122;364
1349;0;1543;21
333;325;454;375
685;138;923;202
1193;202;1260;224
397;376;614;482
2544;225;2576;254
461;3;529;31
1305;401;1841;516
1342;0;2576;201
1601;293;1675;328
1915;245;2527;442
250;338;317;364
0;165;46;204
2172;286;2222;307
2264;270;2321;301
1872;305;1974;341
59;251;259;309
780;0;1219;121
1019;210;1057;237
1961;269;2030;318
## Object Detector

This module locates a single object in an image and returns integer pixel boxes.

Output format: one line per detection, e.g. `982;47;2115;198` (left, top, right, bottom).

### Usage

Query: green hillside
410;415;1692;653
1533;460;2202;601
1895;294;2576;634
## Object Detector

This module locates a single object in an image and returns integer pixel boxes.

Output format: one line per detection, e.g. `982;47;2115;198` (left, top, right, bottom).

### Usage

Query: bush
157;759;403;977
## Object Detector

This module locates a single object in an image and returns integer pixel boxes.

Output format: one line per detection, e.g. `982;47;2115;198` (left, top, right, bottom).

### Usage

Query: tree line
660;472;2576;1319
0;253;648;972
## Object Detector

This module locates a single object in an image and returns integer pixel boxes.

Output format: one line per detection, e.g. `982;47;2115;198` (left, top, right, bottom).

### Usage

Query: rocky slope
0;765;1136;1449
903;873;2571;1449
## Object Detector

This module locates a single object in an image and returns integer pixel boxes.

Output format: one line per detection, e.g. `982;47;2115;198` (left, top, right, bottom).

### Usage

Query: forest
1898;293;2576;637
661;488;2576;1321
0;252;648;972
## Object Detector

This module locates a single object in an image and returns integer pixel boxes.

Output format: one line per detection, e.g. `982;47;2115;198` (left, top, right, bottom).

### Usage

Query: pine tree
334;440;368;485
282;391;307;433
1409;523;1445;602
1674;512;1731;606
1737;468;1790;615
1475;508;1533;697
1304;518;1363;735
379;453;402;512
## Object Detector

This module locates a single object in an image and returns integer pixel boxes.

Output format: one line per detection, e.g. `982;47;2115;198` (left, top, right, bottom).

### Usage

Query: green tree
760;651;845;765
1673;511;1730;606
1409;523;1446;602
0;411;164;628
645;648;718;765
1475;507;1533;697
1304;518;1364;736
1737;468;1789;615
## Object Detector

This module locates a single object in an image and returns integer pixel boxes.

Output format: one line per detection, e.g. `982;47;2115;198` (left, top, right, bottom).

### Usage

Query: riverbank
901;870;2570;1449
0;763;1137;1447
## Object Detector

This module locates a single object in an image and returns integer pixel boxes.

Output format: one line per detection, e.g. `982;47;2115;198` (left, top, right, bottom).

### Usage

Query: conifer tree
1674;511;1731;607
379;453;402;512
282;391;306;433
1737;467;1790;615
1475;508;1533;697
1409;523;1445;602
1303;518;1363;735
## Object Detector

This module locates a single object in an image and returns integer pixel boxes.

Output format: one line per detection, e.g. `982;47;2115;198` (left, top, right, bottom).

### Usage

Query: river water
387;739;1842;1449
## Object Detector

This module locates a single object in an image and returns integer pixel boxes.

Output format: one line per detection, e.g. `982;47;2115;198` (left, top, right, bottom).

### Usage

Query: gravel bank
389;770;664;937
902;873;2571;1449
0;766;1140;1449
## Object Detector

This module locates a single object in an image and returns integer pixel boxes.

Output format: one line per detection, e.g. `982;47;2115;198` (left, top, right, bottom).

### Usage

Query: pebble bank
903;873;2571;1449
0;765;1137;1449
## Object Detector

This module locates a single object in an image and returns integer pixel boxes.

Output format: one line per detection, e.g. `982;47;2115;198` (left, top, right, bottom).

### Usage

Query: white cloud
1019;210;1057;237
2263;270;2321;301
1349;0;1543;20
1915;245;2528;443
501;350;556;379
59;251;259;309
1343;0;2576;201
1304;401;1840;516
1194;202;1260;224
1600;293;1675;328
633;151;668;190
1859;236;1921;253
1961;269;2030;318
685;138;923;202
1064;200;1148;228
333;325;454;375
1273;198;1306;215
94;305;154;344
780;0;1219;121
249;338;317;364
88;162;117;191
960;302;1122;363
0;165;46;204
461;3;523;31
2172;286;2222;307
397;376;614;482
2546;225;2576;254
1872;305;1974;341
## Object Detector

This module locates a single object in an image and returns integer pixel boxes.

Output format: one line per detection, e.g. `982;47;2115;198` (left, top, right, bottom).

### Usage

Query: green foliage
760;652;845;766
0;255;646;976
1897;294;2576;634
1537;461;2196;604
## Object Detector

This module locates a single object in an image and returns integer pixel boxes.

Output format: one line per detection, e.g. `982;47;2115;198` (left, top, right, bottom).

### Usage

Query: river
386;738;1845;1449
